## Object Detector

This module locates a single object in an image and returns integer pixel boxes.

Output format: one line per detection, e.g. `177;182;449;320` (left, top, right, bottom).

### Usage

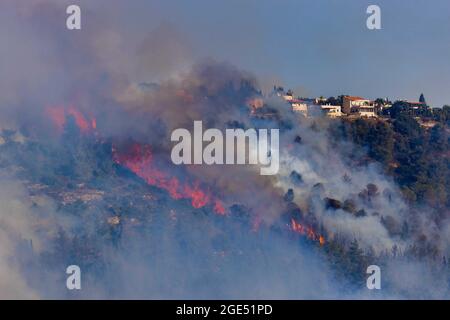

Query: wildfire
247;97;264;115
46;106;96;133
45;105;225;215
112;143;226;215
44;105;326;245
290;218;325;246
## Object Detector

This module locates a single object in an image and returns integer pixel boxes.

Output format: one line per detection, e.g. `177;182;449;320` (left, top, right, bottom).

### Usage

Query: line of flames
291;218;325;246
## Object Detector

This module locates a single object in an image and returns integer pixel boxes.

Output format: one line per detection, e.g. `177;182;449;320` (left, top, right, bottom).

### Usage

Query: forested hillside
332;110;450;213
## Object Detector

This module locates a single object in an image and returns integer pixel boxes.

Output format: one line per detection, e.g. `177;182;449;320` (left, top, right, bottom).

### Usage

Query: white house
343;96;376;117
291;99;308;117
321;104;342;118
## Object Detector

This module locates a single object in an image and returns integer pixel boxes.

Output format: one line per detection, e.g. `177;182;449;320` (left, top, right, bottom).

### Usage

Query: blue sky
113;0;449;106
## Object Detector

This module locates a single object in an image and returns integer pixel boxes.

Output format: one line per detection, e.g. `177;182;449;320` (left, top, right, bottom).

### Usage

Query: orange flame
291;218;325;245
45;106;96;134
113;143;226;215
67;107;90;132
46;106;66;131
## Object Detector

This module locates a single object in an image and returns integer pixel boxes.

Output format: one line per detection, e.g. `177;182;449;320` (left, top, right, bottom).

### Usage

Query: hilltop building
291;99;308;117
343;96;376;117
305;103;342;118
402;101;427;110
320;104;342;118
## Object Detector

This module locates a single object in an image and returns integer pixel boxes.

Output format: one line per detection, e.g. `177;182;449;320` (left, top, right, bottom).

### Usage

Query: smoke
0;0;448;299
0;174;73;299
0;180;39;299
0;160;341;299
273;122;409;252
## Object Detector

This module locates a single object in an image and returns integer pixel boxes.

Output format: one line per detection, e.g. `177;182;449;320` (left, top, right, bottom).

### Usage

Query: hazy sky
90;0;450;107
6;0;450;106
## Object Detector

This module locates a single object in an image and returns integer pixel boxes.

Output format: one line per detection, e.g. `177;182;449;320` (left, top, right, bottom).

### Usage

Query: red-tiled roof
406;101;425;105
345;96;365;101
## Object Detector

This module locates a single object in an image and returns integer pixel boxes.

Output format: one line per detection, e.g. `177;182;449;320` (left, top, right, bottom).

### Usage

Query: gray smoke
0;0;448;299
